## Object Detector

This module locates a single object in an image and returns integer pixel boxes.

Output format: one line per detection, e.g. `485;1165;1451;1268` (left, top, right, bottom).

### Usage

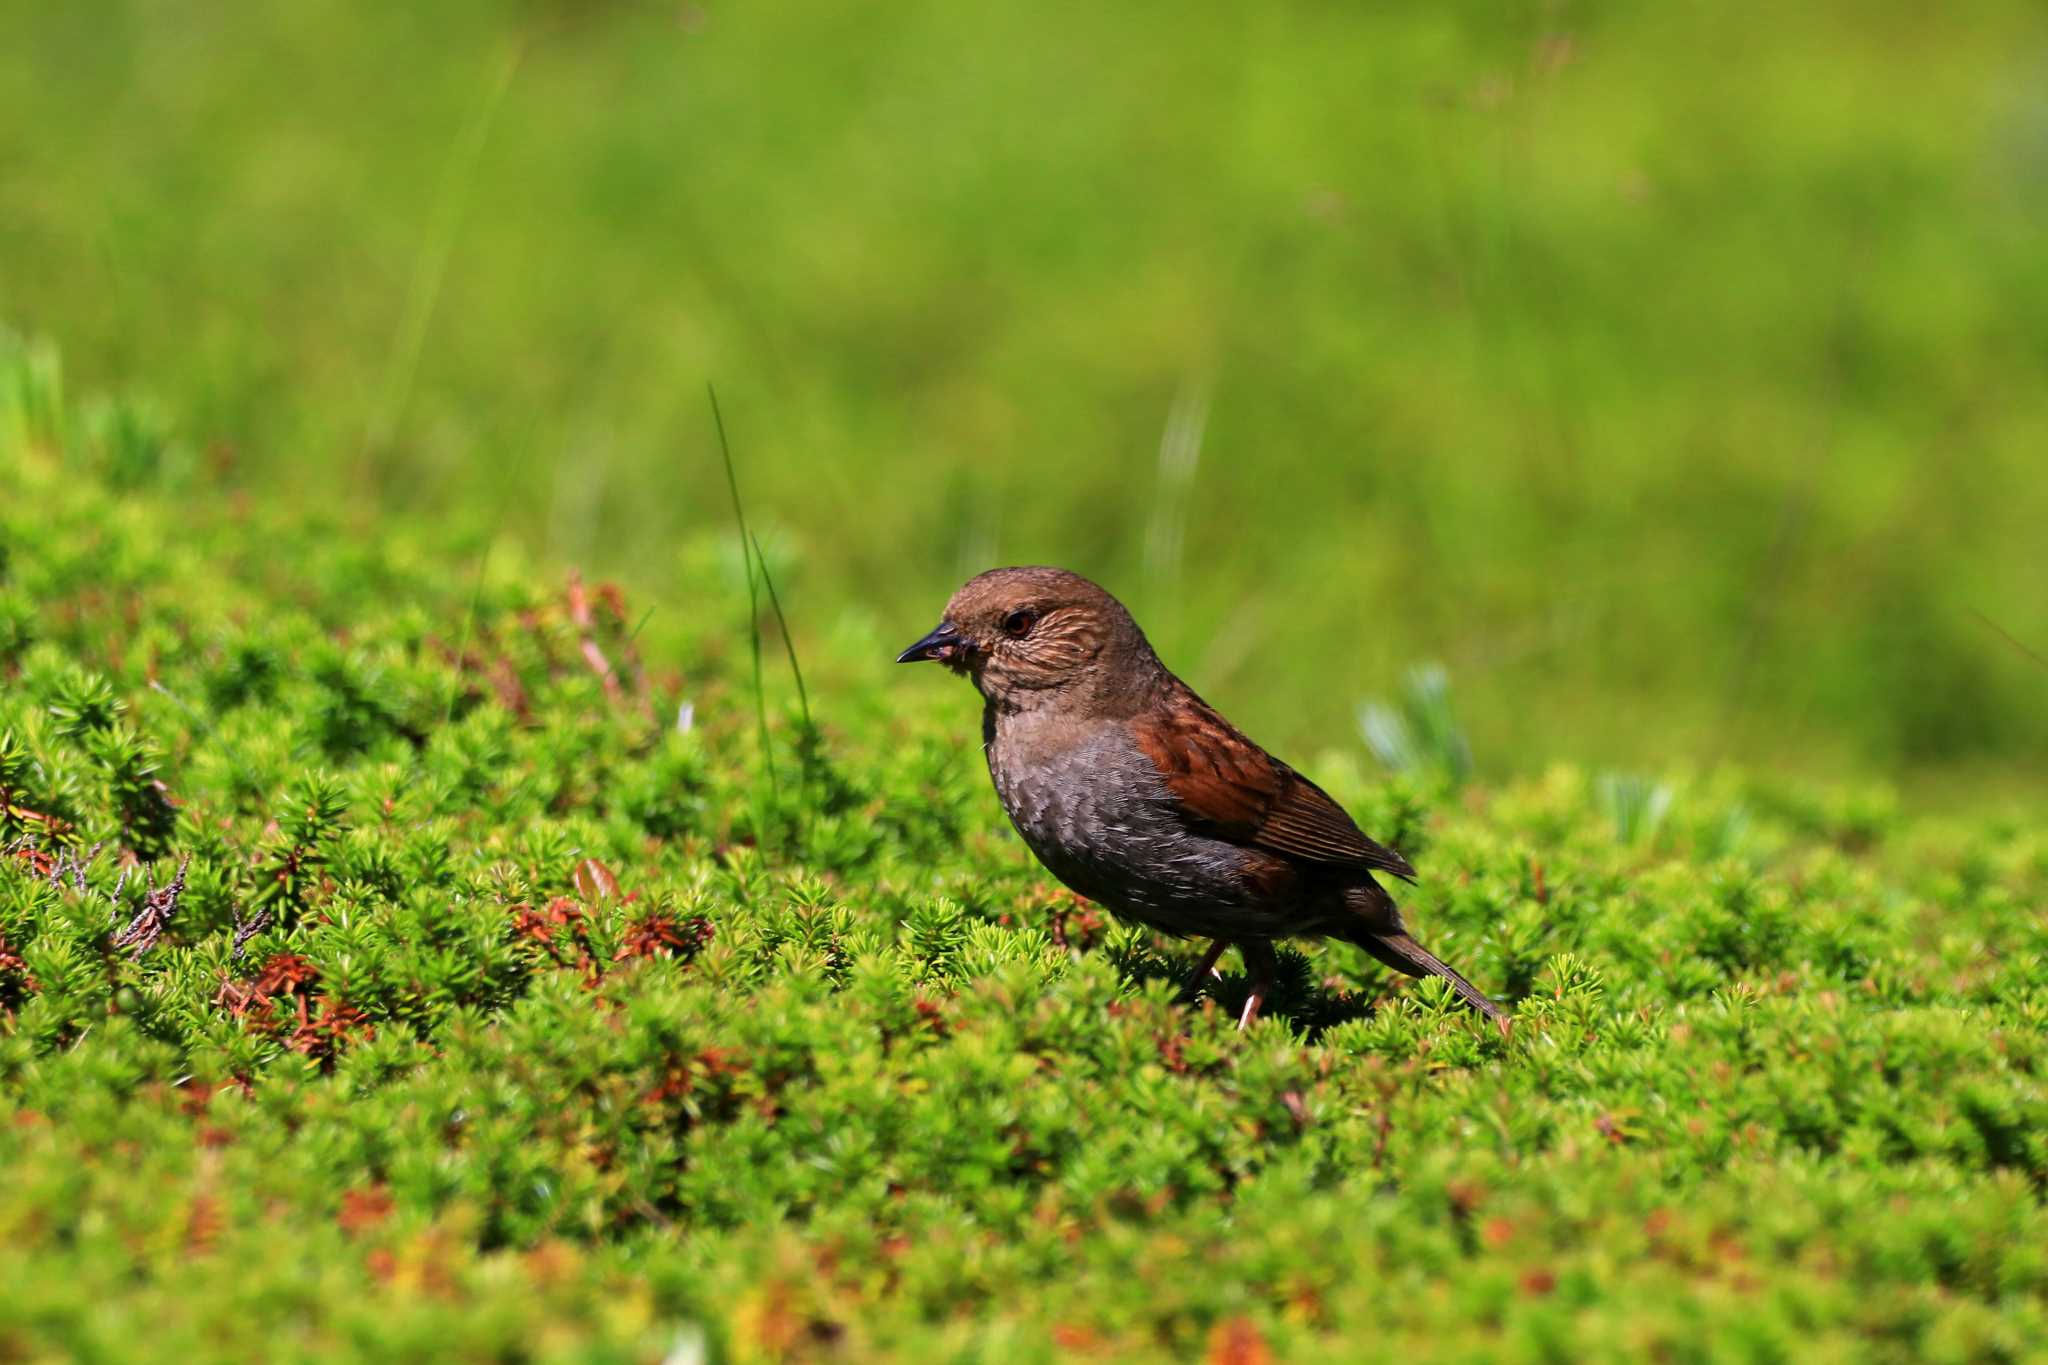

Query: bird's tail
1353;930;1507;1022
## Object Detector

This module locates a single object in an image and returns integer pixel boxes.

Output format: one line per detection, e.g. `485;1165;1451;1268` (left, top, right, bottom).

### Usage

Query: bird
897;565;1505;1029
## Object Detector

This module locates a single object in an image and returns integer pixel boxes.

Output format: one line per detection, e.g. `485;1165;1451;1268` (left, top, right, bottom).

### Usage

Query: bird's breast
982;710;1278;933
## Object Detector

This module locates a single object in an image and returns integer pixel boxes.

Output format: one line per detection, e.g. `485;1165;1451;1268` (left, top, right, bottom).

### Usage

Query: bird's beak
897;621;967;665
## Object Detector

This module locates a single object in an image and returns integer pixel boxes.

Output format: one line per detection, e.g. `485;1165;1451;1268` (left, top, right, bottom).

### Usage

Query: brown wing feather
1132;691;1417;882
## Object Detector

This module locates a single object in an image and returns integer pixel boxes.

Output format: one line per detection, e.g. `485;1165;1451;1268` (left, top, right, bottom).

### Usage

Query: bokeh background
4;0;2044;801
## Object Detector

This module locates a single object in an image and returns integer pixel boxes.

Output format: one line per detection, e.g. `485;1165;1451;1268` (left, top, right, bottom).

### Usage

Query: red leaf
1206;1317;1272;1365
572;858;620;903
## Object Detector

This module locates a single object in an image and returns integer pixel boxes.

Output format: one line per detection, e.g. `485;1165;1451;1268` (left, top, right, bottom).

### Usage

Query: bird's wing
1131;692;1418;882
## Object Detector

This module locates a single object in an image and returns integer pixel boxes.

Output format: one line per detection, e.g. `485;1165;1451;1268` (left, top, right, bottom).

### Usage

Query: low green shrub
1;362;2043;1362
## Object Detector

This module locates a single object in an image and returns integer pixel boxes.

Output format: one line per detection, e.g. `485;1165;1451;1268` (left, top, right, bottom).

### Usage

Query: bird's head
896;566;1157;711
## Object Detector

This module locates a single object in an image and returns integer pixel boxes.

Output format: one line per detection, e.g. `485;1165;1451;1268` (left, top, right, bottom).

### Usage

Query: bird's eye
1000;608;1039;639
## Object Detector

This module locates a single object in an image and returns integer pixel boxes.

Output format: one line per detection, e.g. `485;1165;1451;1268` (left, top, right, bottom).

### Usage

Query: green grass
2;1;2046;794
4;350;2045;1362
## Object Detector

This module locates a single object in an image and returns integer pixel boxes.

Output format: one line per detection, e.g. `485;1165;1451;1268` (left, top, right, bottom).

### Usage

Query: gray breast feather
984;718;1292;937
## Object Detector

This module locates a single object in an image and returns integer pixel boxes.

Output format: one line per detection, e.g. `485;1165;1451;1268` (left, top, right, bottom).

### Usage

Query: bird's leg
1178;939;1230;1003
1237;940;1279;1030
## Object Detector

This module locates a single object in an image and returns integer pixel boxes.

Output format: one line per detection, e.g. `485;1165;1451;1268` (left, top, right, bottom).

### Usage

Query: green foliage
1360;662;1474;786
1594;771;1673;846
2;359;2045;1361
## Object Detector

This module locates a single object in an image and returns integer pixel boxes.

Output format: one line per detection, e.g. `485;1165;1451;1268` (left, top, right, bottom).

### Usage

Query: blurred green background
4;0;2044;799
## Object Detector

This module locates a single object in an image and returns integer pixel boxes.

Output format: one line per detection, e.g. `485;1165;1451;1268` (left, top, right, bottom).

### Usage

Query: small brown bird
899;566;1504;1028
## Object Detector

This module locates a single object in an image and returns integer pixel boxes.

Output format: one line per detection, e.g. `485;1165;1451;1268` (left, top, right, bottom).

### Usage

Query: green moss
1;352;2044;1361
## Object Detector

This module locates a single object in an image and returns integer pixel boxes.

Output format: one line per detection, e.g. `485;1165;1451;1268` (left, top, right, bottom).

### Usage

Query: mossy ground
3;351;2045;1362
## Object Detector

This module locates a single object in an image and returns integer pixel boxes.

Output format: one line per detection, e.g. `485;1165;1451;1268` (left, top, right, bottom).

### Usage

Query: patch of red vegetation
614;911;712;963
513;872;713;990
0;931;36;1009
1205;1316;1273;1365
911;995;950;1039
286;996;372;1064
251;952;318;996
512;896;585;946
8;843;56;879
338;1185;395;1237
509;896;607;986
213;951;372;1070
1157;1030;1187;1073
1052;1323;1103;1352
646;1045;746;1107
1046;890;1107;951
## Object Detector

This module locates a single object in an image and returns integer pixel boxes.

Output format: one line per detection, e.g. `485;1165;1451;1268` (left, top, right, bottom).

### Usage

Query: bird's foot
1236;940;1278;1031
1236;985;1267;1030
1177;939;1230;1004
